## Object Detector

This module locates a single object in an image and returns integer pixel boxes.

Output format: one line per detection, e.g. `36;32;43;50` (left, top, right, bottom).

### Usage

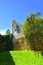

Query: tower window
15;25;20;34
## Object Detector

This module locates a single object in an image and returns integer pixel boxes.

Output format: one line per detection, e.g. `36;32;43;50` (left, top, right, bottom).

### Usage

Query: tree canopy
6;29;10;35
22;12;43;51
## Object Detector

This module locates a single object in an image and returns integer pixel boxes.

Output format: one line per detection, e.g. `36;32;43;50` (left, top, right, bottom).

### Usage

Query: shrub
0;33;13;52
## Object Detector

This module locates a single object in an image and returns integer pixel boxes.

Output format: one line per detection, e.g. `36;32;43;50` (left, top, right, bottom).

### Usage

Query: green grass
0;50;43;65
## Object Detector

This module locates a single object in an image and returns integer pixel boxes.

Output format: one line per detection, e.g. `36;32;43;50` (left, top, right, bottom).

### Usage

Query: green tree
22;12;43;51
6;29;10;35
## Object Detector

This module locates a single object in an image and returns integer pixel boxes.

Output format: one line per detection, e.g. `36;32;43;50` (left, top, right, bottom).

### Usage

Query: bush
0;33;13;52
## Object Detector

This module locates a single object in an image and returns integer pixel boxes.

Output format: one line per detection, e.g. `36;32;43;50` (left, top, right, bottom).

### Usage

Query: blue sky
0;0;43;34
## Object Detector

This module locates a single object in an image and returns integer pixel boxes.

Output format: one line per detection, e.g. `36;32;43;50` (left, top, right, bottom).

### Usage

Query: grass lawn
0;50;43;65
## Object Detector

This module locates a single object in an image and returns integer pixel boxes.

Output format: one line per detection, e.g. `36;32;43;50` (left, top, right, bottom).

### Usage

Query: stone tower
12;20;27;50
12;20;24;39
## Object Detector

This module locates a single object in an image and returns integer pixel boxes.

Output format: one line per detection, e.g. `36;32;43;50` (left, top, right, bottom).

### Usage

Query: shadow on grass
0;51;15;65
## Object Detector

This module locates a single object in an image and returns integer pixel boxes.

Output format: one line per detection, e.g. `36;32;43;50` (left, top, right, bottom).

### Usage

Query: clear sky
0;0;43;34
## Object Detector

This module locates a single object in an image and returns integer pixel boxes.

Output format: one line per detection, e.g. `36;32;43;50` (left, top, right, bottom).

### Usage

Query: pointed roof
12;20;22;27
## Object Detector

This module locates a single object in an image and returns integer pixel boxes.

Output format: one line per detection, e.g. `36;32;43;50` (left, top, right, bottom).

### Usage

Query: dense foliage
22;13;43;51
0;33;13;52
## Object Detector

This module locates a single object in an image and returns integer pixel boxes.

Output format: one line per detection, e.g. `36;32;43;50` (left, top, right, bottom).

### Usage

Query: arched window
15;25;20;34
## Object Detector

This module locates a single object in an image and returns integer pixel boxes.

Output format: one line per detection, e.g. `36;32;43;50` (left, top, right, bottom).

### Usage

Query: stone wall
13;37;31;50
13;37;27;50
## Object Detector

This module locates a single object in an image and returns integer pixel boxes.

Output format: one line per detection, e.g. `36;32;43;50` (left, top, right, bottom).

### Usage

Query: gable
12;20;24;39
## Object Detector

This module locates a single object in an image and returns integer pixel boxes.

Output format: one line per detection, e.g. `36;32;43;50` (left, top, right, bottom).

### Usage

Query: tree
22;12;43;51
6;29;10;35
